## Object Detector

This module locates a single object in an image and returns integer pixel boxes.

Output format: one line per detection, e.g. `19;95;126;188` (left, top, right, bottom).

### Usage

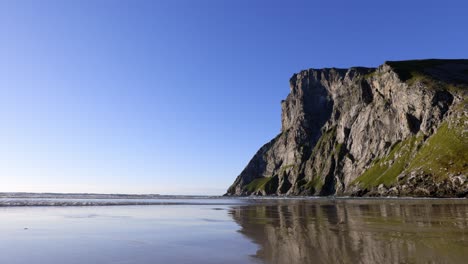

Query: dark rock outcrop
226;59;468;197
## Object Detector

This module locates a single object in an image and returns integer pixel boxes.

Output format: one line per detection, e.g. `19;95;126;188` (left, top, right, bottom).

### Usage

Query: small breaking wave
0;198;248;207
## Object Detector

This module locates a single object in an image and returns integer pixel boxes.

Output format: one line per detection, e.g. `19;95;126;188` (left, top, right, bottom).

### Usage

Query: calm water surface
0;198;467;264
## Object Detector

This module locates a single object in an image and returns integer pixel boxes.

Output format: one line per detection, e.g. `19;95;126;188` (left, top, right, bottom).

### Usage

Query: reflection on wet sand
230;199;468;264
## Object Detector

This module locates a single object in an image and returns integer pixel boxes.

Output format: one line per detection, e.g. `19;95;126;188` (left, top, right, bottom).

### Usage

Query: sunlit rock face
229;200;468;264
226;59;468;197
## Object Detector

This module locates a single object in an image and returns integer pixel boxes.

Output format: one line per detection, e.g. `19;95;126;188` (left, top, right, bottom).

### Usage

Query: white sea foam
0;193;244;207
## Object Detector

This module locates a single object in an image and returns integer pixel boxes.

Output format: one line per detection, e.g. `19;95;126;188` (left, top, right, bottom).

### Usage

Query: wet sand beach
0;197;467;264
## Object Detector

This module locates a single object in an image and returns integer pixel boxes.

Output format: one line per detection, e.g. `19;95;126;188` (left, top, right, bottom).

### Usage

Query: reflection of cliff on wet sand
229;199;468;264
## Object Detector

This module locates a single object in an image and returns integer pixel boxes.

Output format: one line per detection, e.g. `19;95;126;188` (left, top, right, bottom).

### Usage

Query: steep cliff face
226;59;468;197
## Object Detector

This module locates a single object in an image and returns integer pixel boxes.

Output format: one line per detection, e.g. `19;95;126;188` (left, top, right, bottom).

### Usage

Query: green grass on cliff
353;135;424;188
301;128;337;191
386;59;466;80
386;60;439;77
354;108;467;189
244;176;278;193
279;164;296;175
407;118;468;181
304;176;323;191
245;178;270;193
385;59;468;92
300;129;343;193
352;60;467;189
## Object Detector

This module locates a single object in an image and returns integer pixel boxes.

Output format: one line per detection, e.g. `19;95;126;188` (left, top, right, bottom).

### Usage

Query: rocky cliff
226;59;468;197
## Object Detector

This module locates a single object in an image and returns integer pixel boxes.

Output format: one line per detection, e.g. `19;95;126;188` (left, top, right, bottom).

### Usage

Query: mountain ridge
226;59;468;197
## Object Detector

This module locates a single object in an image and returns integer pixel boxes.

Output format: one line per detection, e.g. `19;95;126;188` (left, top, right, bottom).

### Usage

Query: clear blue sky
0;0;467;195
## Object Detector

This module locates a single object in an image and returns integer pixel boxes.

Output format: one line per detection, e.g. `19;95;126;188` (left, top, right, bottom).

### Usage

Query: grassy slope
352;135;424;188
244;176;278;193
354;115;467;189
386;59;468;92
302;128;337;192
407;116;467;181
353;59;467;189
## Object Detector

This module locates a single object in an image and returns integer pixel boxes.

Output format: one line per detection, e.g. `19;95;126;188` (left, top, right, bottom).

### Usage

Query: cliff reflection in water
229;199;468;264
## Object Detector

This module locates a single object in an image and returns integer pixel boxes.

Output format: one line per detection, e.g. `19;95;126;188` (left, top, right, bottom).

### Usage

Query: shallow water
0;197;467;264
